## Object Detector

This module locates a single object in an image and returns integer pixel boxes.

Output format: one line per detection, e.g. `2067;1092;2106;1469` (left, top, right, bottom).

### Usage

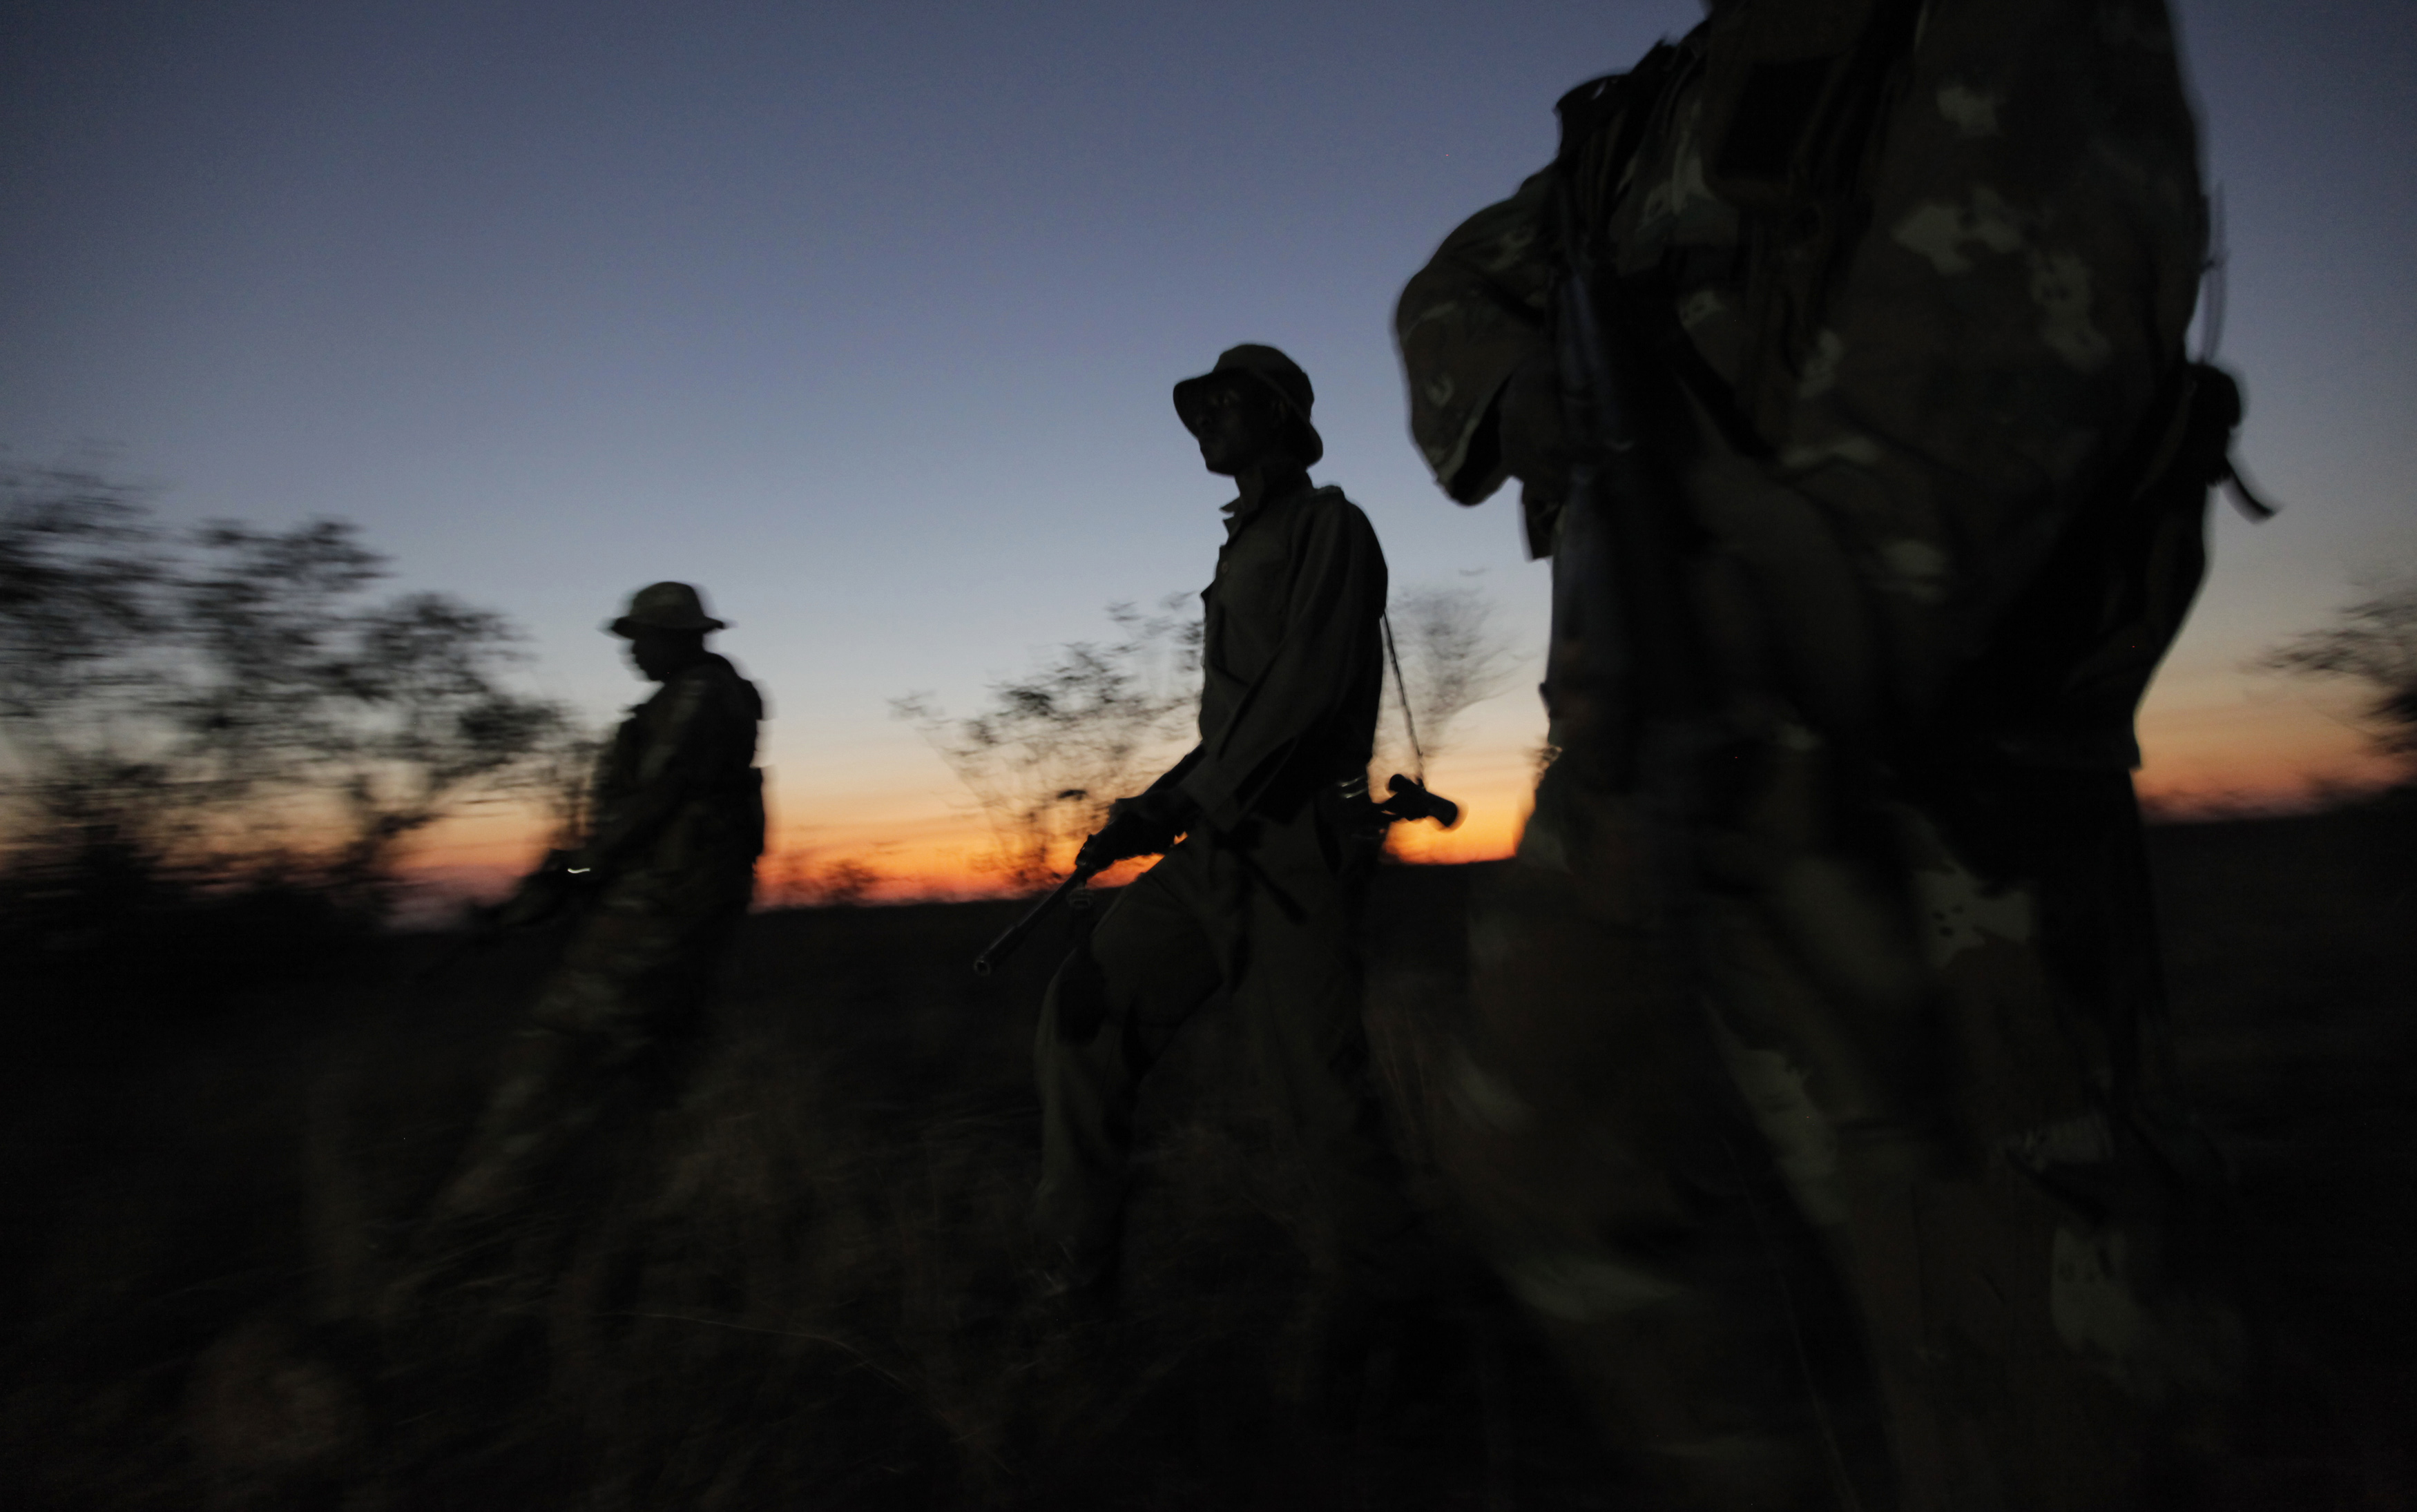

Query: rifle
1376;771;1461;830
971;863;1102;977
971;768;1462;978
415;853;594;984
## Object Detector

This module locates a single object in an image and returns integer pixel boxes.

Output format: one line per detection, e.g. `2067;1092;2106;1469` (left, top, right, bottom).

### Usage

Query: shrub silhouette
1;457;575;985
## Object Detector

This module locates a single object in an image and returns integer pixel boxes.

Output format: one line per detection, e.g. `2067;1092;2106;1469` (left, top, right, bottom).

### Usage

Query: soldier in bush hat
608;579;726;638
1028;344;1436;1337
1171;343;1327;470
410;580;765;1250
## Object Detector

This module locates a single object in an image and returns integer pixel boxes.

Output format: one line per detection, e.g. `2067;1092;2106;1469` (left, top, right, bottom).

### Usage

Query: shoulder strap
1380;610;1427;786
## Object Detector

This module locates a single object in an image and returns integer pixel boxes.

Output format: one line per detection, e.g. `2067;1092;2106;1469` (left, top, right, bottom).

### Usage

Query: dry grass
1;878;1615;1510
2;803;2411;1510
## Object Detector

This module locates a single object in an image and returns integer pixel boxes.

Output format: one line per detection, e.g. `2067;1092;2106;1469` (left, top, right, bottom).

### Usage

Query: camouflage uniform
428;592;764;1230
1396;2;2239;1506
1031;469;1423;1290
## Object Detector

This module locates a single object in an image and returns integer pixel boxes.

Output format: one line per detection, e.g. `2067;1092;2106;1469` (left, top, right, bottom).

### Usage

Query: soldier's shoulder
672;655;764;721
1298;485;1378;538
1299;483;1361;517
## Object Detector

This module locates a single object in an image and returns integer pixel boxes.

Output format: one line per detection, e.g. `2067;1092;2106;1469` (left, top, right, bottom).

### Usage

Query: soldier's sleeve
1177;498;1387;831
1394;168;1560;510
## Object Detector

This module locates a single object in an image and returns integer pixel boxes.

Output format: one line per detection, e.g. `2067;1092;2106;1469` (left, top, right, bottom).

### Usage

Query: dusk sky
5;0;2411;893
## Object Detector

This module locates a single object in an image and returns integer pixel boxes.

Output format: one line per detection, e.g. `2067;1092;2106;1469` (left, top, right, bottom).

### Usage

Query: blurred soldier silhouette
414;581;764;1249
1029;345;1431;1326
1395;1;2249;1507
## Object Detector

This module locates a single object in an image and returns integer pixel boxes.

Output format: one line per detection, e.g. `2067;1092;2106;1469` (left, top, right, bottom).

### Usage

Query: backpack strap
1379;610;1428;788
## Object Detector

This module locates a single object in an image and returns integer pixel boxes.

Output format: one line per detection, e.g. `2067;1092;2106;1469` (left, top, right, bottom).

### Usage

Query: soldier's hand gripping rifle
416;849;597;983
970;772;1463;978
972;787;1203;976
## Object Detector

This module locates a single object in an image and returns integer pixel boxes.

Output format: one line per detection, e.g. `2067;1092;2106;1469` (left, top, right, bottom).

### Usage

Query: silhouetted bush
2264;573;2417;779
1;456;576;1000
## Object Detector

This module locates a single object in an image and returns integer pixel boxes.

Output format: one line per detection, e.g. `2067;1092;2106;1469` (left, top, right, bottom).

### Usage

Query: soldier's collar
1221;478;1322;521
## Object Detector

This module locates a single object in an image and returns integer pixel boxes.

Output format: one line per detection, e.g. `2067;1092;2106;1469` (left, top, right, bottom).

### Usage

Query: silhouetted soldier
1394;3;2247;1507
1030;345;1426;1319
417;581;764;1243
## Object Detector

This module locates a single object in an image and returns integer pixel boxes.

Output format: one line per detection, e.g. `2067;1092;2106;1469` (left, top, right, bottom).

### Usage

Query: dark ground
1;801;2411;1510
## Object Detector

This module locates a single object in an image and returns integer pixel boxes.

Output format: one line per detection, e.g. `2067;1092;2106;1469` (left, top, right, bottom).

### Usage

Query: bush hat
1173;344;1325;467
609;581;726;637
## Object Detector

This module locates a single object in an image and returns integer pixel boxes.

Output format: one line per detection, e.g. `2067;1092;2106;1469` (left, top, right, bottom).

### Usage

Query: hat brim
609;614;726;637
1171;370;1324;467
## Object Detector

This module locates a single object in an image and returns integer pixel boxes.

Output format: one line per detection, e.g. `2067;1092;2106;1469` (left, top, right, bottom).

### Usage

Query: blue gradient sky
5;1;2411;883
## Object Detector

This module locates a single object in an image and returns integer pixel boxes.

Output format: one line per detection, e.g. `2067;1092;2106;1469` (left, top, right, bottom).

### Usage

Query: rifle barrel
972;867;1096;976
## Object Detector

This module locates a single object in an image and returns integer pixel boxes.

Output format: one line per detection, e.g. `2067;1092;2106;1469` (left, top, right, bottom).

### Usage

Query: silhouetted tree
2264;574;2417;776
894;597;1200;887
760;847;884;908
1382;583;1514;768
899;585;1514;886
1;458;575;931
0;461;168;725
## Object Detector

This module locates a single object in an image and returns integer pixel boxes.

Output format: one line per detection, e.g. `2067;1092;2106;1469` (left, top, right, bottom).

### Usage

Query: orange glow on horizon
394;683;2400;905
2134;681;2402;813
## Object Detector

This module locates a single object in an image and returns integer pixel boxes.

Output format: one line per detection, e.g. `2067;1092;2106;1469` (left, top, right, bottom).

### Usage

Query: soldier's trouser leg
1717;770;2240;1512
423;1025;642;1235
1682;745;2240;1512
1224;807;1423;1286
1032;810;1419;1282
422;904;729;1239
1439;764;1885;1512
1031;845;1224;1271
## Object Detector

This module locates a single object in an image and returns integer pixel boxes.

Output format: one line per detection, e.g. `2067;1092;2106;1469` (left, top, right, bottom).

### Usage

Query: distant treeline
1;457;584;986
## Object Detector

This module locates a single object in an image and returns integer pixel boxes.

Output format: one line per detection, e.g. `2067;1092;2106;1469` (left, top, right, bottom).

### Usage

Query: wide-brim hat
1173;343;1325;467
609;581;726;637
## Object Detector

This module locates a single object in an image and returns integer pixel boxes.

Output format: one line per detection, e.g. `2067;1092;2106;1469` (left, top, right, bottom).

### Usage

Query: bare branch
1384;583;1514;766
1;461;580;916
895;594;1200;886
2261;577;2417;759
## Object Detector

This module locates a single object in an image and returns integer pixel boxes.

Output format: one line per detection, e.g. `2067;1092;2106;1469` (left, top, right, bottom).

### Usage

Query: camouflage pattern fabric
1396;3;2237;1507
1400;2;2205;723
528;654;764;1049
426;653;764;1232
